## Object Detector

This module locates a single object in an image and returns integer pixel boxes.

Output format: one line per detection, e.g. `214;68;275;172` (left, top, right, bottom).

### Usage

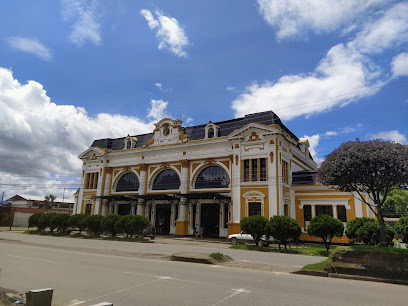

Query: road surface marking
7;255;52;263
124;271;205;285
67;300;86;306
211;288;251;306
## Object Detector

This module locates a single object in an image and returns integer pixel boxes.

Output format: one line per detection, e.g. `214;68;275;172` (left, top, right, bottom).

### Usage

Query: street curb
291;270;408;286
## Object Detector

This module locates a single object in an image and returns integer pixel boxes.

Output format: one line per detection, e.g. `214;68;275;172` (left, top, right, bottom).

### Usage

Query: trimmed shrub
114;215;134;237
395;216;408;243
346;217;376;241
69;214;88;234
265;215;301;249
307;215;344;252
86;215;104;235
38;213;57;231
101;214;122;237
50;213;71;233
28;213;43;230
240;215;268;245
126;215;150;237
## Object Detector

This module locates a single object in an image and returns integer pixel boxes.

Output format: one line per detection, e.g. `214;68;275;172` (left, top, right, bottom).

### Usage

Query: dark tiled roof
292;170;317;185
91;111;299;150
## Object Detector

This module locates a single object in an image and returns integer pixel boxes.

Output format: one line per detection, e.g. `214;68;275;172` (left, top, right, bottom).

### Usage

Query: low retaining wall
325;250;408;280
12;208;72;227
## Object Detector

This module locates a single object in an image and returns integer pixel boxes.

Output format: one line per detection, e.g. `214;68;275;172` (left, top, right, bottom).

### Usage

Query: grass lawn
230;243;345;257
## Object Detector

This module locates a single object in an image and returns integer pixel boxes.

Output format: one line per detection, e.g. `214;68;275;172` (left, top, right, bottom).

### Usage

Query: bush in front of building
126;215;150;237
38;213;57;231
28;213;43;230
240;215;268;246
86;215;104;235
307;215;344;252
265;215;301;249
101;214;122;237
50;213;71;233
114;215;133;237
69;214;88;234
395;216;408;243
347;217;394;245
355;221;394;245
346;217;376;242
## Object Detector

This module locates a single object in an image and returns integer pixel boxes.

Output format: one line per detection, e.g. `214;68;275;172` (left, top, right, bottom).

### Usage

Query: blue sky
0;0;407;201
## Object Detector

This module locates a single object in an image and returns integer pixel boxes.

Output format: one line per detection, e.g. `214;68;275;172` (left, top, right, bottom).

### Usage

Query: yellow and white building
74;111;374;241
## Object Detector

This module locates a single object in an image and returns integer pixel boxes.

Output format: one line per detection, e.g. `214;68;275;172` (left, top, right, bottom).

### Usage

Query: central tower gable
152;118;187;146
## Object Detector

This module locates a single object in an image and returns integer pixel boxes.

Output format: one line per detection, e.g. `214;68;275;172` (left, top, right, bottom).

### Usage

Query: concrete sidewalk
0;231;323;267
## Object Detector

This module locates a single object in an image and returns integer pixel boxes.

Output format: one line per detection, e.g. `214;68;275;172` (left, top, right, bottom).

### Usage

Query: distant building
74;111;374;241
7;195;74;210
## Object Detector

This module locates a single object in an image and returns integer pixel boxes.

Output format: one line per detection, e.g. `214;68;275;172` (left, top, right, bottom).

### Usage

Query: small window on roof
208;128;214;138
126;140;131;149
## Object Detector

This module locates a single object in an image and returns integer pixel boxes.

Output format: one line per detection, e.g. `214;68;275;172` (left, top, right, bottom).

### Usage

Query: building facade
74;111;374;241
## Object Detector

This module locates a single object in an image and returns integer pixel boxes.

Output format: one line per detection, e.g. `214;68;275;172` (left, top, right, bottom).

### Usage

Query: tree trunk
377;208;387;246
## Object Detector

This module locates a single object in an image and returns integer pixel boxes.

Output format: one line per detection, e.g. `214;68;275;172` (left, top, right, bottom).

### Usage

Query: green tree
383;189;408;217
86;215;104;235
307;215;344;252
265;215;301;249
318;140;408;246
101;214;122;237
395;216;408;243
28;213;43;230
44;194;57;209
114;215;134;237
50;213;71;232
69;214;88;234
240;215;268;246
126;215;150;237
355;221;394;245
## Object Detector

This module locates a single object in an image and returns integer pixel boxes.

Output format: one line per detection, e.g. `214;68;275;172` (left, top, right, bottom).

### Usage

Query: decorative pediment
227;123;281;141
151;118;187;146
78;147;105;160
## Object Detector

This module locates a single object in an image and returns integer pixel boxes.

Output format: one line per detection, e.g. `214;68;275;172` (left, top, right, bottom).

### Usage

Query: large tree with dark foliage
318;139;408;245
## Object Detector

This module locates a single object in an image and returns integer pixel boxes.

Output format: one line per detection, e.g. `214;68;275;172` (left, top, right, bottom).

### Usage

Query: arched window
195;166;230;189
116;172;139;192
126;140;131;149
208;127;214;138
152;169;180;190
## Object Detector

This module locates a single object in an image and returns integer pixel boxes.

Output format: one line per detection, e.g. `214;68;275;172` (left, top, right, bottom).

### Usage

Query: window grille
116;172;139;192
195;166;230;189
152;169;180;190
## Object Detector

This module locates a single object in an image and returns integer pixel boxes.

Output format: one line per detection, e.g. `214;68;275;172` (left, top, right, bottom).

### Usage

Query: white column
137;199;145;215
333;205;338;218
114;203;119;215
94;171;104;215
232;154;241;223
101;199;109;216
180;160;189;194
178;197;187;221
131;202;136;215
109;201;114;214
139;165;147;195
189;203;194;228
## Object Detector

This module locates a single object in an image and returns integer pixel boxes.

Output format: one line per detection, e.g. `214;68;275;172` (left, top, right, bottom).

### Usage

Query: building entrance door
201;203;220;238
155;204;171;235
118;203;131;215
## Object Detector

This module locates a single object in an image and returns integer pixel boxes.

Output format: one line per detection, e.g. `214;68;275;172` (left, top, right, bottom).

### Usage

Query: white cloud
186;117;193;124
61;0;102;47
140;9;189;57
324;131;337;136
6;37;52;61
226;86;235;91
391;52;408;77
155;83;163;90
301;134;323;164
257;0;385;39
349;2;408;53
371;130;407;144
147;99;169;120
232;3;408;120
0;67;170;199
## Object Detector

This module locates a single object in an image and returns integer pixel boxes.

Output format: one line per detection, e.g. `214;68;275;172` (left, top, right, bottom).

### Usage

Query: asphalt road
0;232;322;267
1;235;408;305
